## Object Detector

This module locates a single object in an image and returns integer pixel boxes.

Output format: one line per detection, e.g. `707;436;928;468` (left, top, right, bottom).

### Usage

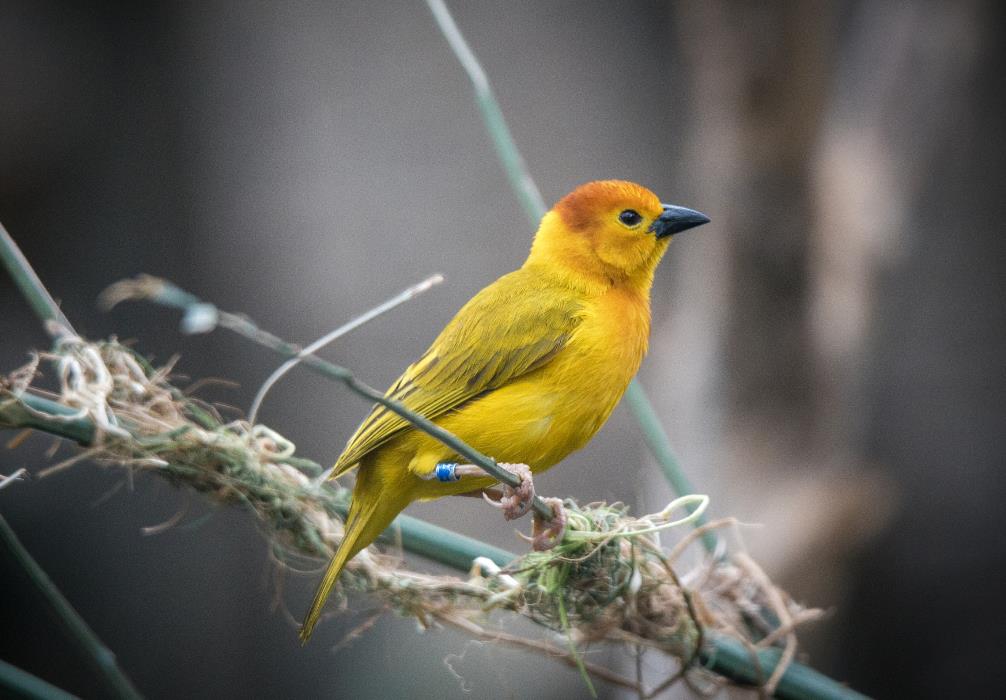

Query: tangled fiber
1;336;822;696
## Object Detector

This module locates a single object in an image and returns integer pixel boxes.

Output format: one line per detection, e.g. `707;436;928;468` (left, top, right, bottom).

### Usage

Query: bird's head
526;180;709;291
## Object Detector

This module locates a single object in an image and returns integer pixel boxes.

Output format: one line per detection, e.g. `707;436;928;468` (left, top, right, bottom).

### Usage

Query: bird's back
333;265;651;489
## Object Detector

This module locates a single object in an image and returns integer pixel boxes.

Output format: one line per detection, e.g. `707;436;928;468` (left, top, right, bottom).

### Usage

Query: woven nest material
0;336;822;696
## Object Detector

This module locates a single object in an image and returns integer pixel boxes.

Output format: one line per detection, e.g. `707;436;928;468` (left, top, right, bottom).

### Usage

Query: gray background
2;1;1004;698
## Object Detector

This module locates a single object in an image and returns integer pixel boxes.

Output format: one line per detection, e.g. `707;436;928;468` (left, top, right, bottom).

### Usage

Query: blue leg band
435;462;460;482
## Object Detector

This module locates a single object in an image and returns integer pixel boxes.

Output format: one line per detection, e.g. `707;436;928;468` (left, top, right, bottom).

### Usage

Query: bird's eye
618;209;643;227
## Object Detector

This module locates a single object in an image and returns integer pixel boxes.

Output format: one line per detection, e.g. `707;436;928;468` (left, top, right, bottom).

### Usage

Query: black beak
648;204;710;239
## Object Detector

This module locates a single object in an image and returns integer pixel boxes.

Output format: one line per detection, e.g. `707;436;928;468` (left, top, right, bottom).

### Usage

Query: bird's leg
419;463;504;501
531;497;566;551
422;462;496;482
457;486;505;500
427;462;564;549
424;462;535;521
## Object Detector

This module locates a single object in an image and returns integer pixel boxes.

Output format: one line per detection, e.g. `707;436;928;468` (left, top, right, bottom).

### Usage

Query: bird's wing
331;271;583;476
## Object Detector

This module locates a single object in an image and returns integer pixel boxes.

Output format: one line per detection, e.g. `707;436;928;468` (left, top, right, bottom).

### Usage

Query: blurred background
1;1;1003;698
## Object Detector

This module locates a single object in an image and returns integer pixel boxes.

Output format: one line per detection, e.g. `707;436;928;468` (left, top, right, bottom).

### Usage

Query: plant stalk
0;221;74;338
0;659;77;700
1;387;867;699
423;0;715;552
0;515;143;700
109;277;556;521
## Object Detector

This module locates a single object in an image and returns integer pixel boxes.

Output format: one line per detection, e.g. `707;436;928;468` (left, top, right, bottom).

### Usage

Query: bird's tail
299;479;402;643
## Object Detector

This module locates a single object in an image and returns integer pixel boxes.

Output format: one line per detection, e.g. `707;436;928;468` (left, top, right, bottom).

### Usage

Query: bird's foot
531;497;566;551
481;462;534;521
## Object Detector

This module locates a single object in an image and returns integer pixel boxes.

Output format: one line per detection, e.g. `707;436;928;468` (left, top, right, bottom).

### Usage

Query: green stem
390;512;512;571
703;633;869;700
0;387;512;573
0;515;143;700
0;221;75;338
425;0;547;224
423;0;715;552
128;277;556;520
558;596;597;698
622;382;717;553
1;393;96;445
0;660;76;700
0;389;866;699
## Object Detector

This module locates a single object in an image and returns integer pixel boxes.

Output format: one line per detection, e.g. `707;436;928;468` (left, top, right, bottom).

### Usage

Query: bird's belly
400;290;648;498
424;346;638;472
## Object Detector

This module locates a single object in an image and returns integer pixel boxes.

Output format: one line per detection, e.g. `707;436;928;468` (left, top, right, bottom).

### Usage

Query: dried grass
0;336;823;696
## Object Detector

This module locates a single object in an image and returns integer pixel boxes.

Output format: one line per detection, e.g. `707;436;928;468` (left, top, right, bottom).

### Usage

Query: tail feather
299;491;397;643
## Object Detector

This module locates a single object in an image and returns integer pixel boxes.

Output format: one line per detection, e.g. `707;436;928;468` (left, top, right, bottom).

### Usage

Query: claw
496;463;534;521
482;490;505;509
531;497;566;551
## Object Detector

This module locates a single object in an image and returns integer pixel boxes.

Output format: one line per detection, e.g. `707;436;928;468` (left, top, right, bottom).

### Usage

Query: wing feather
331;270;582;475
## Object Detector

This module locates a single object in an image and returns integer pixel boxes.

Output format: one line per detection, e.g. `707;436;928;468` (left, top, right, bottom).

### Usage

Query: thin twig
0;659;76;700
247;274;444;426
105;275;556;520
622;382;717;553
759;609;827;648
0;467;27;491
666;517;739;566
735;552;797;696
0;348;864;700
0;221;75;338
0;515;143;700
436;612;641;694
140;500;189;536
422;0;715;553
424;0;547;224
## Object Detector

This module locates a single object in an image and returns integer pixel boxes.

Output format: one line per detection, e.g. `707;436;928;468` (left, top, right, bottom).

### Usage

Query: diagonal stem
425;0;547;224
623;382;717;552
0;224;141;699
0;515;143;700
247;273;443;426
0;659;77;700
107;276;556;521
0;390;867;699
423;0;715;552
0;221;75;338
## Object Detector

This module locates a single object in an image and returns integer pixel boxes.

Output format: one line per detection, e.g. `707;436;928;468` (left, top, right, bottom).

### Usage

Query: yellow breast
400;283;650;499
532;285;650;459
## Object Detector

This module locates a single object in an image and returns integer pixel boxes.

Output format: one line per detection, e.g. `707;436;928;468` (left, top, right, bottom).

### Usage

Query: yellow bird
300;180;708;640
